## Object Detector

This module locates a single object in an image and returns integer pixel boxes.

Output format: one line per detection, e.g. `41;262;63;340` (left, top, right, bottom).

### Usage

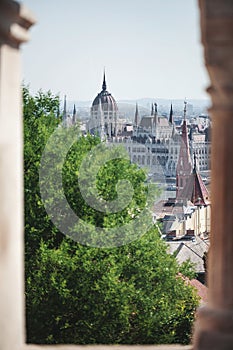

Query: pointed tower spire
184;99;187;121
169;103;173;124
176;100;192;199
102;69;107;91
151;103;154;116
72;104;77;124
179;152;210;205
134;102;139;127
193;151;197;171
153;102;158;126
191;153;210;206
181;100;189;149
62;95;67;126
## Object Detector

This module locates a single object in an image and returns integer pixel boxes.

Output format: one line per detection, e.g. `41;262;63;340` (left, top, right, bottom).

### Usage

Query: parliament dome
91;72;118;112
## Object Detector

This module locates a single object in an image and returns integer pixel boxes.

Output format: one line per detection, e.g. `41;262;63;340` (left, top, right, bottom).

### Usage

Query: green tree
23;86;63;270
24;86;199;345
27;230;198;345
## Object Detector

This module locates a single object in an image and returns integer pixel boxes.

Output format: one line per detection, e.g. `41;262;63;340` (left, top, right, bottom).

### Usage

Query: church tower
176;100;192;198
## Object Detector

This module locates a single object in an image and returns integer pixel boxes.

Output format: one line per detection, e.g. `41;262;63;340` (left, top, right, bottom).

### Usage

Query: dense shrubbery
24;86;199;345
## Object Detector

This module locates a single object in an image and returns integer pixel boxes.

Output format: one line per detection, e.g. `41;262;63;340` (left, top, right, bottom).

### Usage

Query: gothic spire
73;104;76;116
102;69;107;91
151;103;154;116
179;152;210;206
72;104;76;123
153;102;158;126
176;100;192;199
62;95;67;126
193;151;197;171
181;100;189;149
176;152;210;206
191;154;210;205
134;102;139;127
169;103;173;124
184;99;187;121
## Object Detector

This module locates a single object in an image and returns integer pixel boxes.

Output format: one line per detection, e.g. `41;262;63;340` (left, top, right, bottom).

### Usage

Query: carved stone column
193;1;233;349
0;1;35;350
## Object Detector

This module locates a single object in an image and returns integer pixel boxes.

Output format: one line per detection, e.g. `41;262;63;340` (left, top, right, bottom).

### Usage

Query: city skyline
22;0;210;102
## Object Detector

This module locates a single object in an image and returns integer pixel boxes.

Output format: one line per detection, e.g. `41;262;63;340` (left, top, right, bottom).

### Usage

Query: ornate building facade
77;74;211;176
112;101;211;177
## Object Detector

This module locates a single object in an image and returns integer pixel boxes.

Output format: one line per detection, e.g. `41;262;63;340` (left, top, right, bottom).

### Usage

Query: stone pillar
0;1;35;350
193;1;233;349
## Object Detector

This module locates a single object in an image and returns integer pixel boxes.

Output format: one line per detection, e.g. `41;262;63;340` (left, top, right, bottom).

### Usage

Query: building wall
111;137;211;176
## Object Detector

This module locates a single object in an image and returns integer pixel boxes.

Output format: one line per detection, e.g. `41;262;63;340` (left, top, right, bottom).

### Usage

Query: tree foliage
24;86;199;345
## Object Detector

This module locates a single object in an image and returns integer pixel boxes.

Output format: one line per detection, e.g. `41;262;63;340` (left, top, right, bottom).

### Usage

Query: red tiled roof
189;278;208;303
177;166;210;206
178;273;208;303
191;171;210;205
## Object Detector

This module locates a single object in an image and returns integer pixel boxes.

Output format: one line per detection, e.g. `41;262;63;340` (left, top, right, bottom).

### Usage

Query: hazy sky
22;0;210;102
